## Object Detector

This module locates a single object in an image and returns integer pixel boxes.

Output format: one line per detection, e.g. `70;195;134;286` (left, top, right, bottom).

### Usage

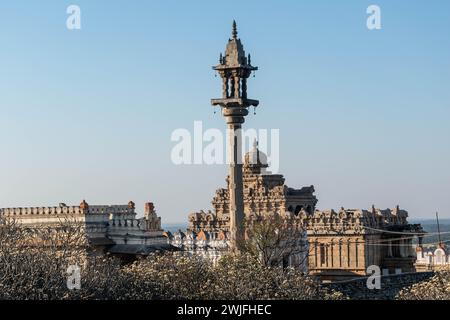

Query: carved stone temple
169;21;424;280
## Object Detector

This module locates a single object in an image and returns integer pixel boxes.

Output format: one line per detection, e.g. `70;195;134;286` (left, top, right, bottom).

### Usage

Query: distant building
0;200;171;259
415;244;450;271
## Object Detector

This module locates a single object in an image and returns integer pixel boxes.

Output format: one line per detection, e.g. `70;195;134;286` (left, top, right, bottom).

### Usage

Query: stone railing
87;205;136;215
0;206;83;216
108;217;142;229
0;204;135;217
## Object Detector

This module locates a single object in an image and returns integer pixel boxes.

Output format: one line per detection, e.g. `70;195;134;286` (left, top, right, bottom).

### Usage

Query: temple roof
214;20;257;71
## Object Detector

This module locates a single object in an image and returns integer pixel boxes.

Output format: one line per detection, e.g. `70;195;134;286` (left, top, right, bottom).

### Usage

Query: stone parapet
0;203;135;217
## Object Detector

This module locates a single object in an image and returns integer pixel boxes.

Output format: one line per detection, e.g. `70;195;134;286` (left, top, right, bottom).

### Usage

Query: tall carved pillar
211;21;259;250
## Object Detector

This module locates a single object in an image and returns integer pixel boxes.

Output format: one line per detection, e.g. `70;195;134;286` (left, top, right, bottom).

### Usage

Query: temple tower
211;21;259;249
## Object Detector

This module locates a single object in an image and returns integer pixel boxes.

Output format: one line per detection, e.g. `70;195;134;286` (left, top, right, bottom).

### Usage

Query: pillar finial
232;20;238;39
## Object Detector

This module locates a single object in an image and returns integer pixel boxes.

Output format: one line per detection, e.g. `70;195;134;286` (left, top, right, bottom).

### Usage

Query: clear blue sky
0;1;449;222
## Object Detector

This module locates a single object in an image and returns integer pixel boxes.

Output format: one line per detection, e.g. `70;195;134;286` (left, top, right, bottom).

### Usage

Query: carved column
388;239;393;257
222;75;229;98
230;76;236;98
241;78;247;99
235;76;241;98
227;124;244;250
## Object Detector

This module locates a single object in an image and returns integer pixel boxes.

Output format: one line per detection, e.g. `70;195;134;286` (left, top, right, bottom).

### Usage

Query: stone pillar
227;123;244;250
234;76;241;98
347;240;351;268
222;76;229;98
230;77;236;98
387;240;393;257
211;22;258;250
313;240;318;268
241;78;247;98
330;240;334;267
358;239;365;271
399;238;405;257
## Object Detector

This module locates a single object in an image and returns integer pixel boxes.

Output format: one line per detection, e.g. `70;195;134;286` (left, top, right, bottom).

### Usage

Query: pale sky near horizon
0;1;449;222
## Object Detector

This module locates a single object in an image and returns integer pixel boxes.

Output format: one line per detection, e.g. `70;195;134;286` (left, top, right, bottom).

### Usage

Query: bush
0;219;341;300
396;269;450;300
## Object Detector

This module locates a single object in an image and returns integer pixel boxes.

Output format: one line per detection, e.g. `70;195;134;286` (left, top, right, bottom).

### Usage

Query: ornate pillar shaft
228;123;244;249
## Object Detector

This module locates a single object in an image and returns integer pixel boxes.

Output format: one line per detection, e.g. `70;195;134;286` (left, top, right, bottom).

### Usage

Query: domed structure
244;140;269;174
